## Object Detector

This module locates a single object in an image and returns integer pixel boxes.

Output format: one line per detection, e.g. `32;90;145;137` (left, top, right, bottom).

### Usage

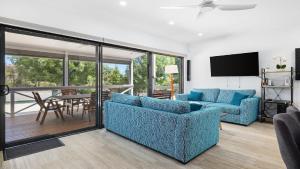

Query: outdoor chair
32;91;65;125
82;92;97;122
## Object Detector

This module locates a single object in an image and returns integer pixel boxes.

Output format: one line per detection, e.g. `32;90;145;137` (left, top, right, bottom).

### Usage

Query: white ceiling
1;0;300;44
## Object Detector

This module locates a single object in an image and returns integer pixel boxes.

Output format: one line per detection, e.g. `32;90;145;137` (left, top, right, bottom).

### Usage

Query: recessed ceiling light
120;1;127;6
168;21;175;25
198;33;203;37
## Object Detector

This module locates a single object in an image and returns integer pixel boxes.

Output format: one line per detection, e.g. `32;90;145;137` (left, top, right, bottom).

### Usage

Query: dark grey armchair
273;112;300;169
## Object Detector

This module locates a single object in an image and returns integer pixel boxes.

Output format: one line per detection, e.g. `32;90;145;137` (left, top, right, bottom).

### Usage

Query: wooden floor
2;122;285;169
5;110;96;143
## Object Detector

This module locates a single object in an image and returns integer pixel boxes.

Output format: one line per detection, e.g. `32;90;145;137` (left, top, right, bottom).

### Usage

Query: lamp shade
165;65;179;74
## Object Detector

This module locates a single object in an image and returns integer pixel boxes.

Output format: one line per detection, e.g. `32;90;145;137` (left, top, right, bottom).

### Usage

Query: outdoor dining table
53;94;91;100
53;94;91;115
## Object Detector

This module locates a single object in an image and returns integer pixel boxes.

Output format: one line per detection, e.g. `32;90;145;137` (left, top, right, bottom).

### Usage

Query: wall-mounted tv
210;52;259;77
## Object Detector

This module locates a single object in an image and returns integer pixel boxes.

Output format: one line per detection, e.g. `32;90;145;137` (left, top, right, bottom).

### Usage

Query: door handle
0;85;9;96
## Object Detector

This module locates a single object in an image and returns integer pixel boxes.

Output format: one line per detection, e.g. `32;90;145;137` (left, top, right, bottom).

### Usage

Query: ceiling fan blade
216;4;256;11
160;5;199;10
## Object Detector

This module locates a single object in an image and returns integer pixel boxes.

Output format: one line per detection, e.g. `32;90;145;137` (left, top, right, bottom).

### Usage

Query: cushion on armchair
217;89;255;104
230;92;249;106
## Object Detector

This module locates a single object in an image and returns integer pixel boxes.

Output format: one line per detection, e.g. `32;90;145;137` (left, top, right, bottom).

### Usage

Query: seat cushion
217;89;256;104
111;93;141;106
188;91;203;101
207;103;240;115
189;101;214;107
140;97;190;114
193;88;220;102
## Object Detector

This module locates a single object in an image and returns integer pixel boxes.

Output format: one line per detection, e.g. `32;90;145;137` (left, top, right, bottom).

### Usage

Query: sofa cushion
188;91;203;101
141;97;190;114
111;93;141;106
189;102;202;112
189;101;214;107
207;103;240;115
230;92;249;106
217;89;256;104
193;89;220;102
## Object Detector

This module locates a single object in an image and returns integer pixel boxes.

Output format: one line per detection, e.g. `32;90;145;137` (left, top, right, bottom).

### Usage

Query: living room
0;0;299;169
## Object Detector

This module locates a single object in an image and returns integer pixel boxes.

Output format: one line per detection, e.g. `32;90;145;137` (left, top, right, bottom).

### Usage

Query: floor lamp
165;65;178;99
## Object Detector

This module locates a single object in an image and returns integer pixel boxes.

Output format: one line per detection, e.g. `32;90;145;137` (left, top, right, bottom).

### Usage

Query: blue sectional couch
177;89;260;126
104;93;222;163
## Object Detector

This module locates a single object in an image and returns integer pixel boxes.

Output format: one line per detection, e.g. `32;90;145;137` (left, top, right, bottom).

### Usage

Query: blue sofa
104;93;222;163
176;89;260;126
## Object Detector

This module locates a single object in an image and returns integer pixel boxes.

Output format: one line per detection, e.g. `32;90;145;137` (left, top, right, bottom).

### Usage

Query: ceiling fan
160;0;257;18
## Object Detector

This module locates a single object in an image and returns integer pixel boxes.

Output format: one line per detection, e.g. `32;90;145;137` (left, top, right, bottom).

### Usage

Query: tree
133;55;148;95
6;55;63;87
69;60;96;86
103;64;128;85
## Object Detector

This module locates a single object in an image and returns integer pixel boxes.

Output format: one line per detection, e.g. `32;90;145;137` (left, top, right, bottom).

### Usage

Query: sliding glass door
3;28;100;145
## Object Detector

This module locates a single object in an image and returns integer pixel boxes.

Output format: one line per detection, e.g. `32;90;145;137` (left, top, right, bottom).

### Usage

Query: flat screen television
210;52;259;77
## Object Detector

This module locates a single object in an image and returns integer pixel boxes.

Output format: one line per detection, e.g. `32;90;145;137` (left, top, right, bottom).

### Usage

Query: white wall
187;28;300;107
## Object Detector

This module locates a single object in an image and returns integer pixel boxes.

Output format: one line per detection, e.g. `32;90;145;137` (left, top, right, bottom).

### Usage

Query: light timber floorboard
2;122;285;169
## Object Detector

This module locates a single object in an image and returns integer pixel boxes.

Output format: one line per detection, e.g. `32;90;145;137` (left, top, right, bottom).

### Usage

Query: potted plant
273;56;287;71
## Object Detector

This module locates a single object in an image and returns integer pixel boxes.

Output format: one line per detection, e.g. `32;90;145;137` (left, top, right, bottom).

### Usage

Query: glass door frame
0;24;103;149
0;25;6;151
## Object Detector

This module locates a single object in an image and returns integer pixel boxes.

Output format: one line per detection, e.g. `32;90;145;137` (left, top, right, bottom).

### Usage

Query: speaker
296;48;300;80
187;60;191;81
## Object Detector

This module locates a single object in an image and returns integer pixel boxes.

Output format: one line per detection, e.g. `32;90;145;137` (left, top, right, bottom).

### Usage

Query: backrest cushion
140;97;190;114
217;89;256;104
188;91;203;101
111;93;141;106
193;88;220;102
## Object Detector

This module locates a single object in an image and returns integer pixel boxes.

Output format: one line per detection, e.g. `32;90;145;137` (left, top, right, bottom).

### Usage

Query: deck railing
6;84;133;117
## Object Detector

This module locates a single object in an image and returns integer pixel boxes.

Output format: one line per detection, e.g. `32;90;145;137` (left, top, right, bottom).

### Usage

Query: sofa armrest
239;97;260;125
104;100;113;128
175;107;221;162
176;94;189;101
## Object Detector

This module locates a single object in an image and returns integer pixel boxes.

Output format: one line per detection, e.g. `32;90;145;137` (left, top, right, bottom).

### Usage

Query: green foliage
5;54;182;94
69;60;96;86
133;55;148;95
103;64;129;85
6;55;63;87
